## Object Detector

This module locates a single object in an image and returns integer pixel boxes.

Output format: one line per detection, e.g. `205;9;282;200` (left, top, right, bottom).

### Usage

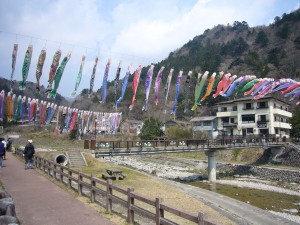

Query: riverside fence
15;148;217;225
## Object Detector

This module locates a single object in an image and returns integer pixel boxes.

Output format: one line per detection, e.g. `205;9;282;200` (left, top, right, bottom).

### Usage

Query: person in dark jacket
0;140;5;168
23;140;35;170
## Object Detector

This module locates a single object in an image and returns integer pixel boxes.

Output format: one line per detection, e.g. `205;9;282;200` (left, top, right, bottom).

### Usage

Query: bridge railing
95;134;284;151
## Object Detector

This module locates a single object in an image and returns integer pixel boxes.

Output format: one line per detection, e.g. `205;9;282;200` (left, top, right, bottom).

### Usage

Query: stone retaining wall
218;164;300;183
0;189;19;225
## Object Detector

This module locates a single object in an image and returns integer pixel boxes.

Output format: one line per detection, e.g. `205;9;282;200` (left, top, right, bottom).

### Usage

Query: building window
258;115;267;122
230;118;235;123
193;122;201;126
222;117;229;124
257;101;268;109
247;128;254;134
203;121;211;126
221;107;227;112
232;106;237;111
243;103;253;110
242;114;255;123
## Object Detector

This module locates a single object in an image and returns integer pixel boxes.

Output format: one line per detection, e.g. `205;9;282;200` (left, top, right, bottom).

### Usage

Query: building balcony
216;111;238;117
273;121;292;129
256;105;269;109
242;107;254;110
273;108;292;118
222;122;237;127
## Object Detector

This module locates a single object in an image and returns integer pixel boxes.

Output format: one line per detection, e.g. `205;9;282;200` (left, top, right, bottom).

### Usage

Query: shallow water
189;180;300;216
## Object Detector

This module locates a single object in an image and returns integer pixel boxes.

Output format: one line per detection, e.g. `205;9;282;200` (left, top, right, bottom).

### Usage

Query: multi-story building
216;96;292;138
190;116;218;138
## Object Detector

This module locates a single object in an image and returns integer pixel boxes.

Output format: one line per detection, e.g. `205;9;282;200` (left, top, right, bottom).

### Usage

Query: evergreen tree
139;117;164;140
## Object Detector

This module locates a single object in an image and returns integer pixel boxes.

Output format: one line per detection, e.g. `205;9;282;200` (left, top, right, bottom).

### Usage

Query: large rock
0;198;15;217
0;190;18;225
0;215;19;225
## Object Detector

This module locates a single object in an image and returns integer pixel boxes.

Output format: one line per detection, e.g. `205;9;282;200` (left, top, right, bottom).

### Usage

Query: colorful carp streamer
191;71;209;110
184;71;192;113
19;45;33;90
89;57;98;97
154;66;165;106
35;49;47;92
0;90;5;121
20;96;26;123
11;94;16;121
170;70;183;114
115;65;131;107
48;52;71;98
129;65;143;111
101;59;111;103
46;50;62;93
200;72;216;102
71;56;86;97
7;92;13;121
13;95;22;122
142;65;155;111
10;44;18;91
27;97;31;123
114;61;122;104
163;68;174;113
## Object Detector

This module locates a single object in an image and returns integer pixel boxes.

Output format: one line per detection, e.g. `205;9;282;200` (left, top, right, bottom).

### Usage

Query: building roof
217;96;290;106
124;119;143;124
190;116;216;122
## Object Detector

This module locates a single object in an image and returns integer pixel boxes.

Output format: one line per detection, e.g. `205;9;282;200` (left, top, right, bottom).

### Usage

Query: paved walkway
0;153;116;225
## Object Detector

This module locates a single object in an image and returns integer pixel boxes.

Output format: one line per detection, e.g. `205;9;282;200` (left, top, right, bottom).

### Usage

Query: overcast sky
0;0;299;97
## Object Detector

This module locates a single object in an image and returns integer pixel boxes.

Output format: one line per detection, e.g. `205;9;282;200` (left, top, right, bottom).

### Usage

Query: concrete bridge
93;135;289;182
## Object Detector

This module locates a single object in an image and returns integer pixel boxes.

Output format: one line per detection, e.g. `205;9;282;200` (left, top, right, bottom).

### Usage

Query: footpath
0;153;116;225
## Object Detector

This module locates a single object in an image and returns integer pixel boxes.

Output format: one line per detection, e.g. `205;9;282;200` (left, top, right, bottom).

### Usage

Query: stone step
66;151;87;167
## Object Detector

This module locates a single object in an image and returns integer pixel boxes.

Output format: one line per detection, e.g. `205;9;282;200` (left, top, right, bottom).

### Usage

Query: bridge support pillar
205;150;217;182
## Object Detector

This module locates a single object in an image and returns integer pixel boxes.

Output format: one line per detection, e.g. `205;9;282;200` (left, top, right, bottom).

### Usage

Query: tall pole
94;119;98;141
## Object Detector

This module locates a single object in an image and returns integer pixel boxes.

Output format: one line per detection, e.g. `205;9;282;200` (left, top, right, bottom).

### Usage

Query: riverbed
104;155;300;223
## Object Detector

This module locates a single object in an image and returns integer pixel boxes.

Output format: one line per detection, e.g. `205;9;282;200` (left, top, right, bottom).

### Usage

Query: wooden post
155;198;164;225
60;167;64;183
198;212;204;225
53;164;57;179
127;188;134;224
78;171;83;196
106;179;112;212
68;166;72;189
48;161;51;176
43;158;46;172
91;174;96;202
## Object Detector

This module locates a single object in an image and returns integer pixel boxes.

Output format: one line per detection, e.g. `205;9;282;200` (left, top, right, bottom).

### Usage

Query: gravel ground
104;155;300;224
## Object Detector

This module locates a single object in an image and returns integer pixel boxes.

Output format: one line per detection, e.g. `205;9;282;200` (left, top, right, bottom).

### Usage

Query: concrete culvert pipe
54;154;68;166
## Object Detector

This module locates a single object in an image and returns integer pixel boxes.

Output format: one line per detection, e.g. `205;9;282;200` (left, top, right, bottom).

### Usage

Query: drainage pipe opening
54;154;68;166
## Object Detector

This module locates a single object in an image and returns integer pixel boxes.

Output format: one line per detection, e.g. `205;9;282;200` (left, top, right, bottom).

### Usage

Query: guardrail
15;148;217;225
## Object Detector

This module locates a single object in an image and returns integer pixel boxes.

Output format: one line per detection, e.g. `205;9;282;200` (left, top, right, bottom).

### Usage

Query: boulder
0;197;16;217
0;215;19;225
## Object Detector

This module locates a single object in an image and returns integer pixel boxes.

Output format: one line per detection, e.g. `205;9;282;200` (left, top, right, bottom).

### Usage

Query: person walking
0;139;5;168
1;137;6;160
23;140;35;170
